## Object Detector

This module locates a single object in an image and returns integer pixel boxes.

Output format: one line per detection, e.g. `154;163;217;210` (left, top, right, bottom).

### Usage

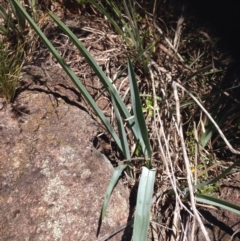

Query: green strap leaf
133;167;156;241
111;92;131;160
196;194;240;215
101;164;127;219
48;12;140;151
128;58;152;158
0;3;19;34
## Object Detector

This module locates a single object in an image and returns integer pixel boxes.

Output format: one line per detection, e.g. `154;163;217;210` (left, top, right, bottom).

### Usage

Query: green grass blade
101;164;127;219
128;58;152;158
200;128;213;147
196;158;240;189
133;167;156;241
183;159;240;196
9;0;26;30
200;104;239;147
111;93;131;160
12;0;122;152
87;0;130;45
123;0;140;49
0;4;19;34
0;25;8;35
196;194;240;215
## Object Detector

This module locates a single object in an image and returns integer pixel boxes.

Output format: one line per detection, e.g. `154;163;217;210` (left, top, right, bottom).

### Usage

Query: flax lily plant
12;1;155;240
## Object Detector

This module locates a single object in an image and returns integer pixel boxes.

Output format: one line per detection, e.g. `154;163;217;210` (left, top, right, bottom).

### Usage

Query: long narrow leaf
200;127;213;147
128;58;152;158
10;0;26;30
49;13;140;143
133;167;156;241
194;158;240;191
101;164;127;219
0;4;19;34
196;194;240;215
182;158;240;196
123;0;140;48
0;24;8;35
111;93;131;160
87;0;130;45
12;0;123;152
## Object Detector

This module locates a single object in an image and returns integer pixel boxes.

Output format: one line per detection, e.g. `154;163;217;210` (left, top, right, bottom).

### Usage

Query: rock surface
0;76;130;241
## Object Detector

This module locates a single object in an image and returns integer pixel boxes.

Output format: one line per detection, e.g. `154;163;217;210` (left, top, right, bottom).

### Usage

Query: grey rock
0;88;130;241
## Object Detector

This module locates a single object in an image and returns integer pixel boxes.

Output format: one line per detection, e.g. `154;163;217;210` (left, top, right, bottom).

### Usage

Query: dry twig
172;81;211;241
